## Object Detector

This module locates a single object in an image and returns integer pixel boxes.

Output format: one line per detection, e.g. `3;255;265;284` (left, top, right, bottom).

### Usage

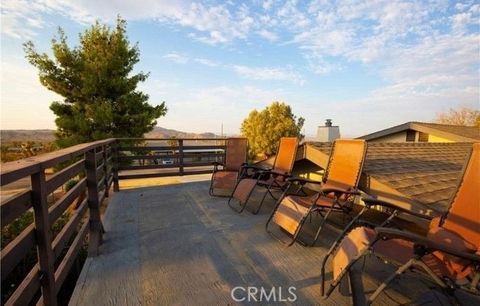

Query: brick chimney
317;119;340;142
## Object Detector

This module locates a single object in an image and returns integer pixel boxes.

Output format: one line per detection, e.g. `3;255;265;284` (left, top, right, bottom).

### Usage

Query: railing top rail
0;138;116;186
0;137;231;186
116;137;227;141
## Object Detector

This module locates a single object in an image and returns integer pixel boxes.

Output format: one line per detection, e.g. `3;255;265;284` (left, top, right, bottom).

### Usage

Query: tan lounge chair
209;138;247;196
322;143;480;304
228;137;298;214
265;139;367;246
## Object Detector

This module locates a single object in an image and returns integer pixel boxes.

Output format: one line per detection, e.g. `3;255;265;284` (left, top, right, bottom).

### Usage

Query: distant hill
1;127;218;143
145;127;218;139
1;129;55;143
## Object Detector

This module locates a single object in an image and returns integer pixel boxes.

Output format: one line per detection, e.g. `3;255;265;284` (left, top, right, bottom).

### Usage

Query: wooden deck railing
0;137;226;305
116;138;226;180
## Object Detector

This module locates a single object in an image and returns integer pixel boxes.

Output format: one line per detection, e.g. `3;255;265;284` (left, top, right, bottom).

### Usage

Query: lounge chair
265;139;367;246
321;143;480;304
209;138;247;196
228;137;298;214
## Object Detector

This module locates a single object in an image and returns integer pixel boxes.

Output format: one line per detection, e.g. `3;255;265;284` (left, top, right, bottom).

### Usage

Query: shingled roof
359;121;480;142
304;142;474;215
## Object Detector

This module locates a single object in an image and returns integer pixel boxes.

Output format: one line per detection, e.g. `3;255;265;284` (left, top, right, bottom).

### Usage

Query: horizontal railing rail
115;137;227;180
0;137;227;305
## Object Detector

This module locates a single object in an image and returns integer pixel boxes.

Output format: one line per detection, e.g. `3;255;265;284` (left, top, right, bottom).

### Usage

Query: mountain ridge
0;127;219;143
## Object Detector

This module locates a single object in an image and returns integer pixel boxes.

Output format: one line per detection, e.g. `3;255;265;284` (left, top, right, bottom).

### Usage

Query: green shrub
65;179;79;192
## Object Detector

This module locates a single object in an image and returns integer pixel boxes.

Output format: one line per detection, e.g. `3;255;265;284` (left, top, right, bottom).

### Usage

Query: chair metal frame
321;144;480;304
265;139;368;247
228;137;298;214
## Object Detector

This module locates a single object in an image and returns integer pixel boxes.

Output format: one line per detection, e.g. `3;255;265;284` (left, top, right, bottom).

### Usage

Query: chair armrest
260;169;291;177
212;161;224;172
322;186;361;196
286;177;322;185
375;227;480;262
362;198;432;220
241;165;271;172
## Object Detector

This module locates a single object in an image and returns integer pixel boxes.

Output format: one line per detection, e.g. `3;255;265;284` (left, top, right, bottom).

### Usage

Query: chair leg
252;181;279;214
311;208;333;246
470;271;480;292
228;180;247;213
209;178;214;196
252;187;276;215
228;194;248;213
367;258;415;304
367;257;450;304
252;187;271;214
414;259;448;289
349;269;368;306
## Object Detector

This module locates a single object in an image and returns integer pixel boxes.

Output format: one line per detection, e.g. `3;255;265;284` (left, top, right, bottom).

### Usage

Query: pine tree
24;17;167;147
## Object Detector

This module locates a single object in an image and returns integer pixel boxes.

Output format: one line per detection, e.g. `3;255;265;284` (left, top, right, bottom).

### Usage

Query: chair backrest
224;138;248;171
441;143;480;248
324;139;367;189
272;137;298;174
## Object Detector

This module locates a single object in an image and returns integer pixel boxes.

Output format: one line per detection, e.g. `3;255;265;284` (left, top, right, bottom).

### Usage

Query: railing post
85;148;104;256
112;140;120;192
178;139;184;176
102;145;109;197
31;171;57;306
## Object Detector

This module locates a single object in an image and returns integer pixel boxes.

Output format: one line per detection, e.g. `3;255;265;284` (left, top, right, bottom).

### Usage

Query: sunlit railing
0;137;226;305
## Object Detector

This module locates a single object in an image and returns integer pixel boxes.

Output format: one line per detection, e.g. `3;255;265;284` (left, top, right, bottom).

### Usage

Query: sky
1;0;479;137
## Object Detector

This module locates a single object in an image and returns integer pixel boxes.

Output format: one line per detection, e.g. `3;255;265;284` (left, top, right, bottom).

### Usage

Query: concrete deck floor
69;178;471;305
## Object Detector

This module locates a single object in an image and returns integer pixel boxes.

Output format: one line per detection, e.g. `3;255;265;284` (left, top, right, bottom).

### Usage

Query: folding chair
228;137;298;214
265;139;367;247
209;138;247;196
321;143;480;304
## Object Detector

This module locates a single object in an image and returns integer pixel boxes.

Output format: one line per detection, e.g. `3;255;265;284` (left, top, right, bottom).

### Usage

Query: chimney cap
325;119;333;127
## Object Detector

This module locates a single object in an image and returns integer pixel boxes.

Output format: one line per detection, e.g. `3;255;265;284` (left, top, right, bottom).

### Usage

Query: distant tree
20;142;36;158
435;107;480;127
241;102;304;160
24;17;167;148
167;136;178;149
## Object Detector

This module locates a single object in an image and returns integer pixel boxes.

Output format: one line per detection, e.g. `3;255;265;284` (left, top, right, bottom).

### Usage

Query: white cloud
1;0;50;38
304;53;340;75
1;0;479;135
233;65;305;85
257;29;278;42
277;0;311;29
163;52;189;64
262;0;274;11
1;1;255;44
193;58;220;67
162;54;221;67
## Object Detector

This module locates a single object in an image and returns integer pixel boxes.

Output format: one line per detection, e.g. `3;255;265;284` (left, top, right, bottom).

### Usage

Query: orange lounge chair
265;139;367;246
209;138;247;196
322;143;480;304
228;137;298;214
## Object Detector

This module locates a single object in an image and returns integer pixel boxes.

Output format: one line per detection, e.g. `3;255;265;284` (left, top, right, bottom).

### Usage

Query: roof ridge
412;121;480;128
